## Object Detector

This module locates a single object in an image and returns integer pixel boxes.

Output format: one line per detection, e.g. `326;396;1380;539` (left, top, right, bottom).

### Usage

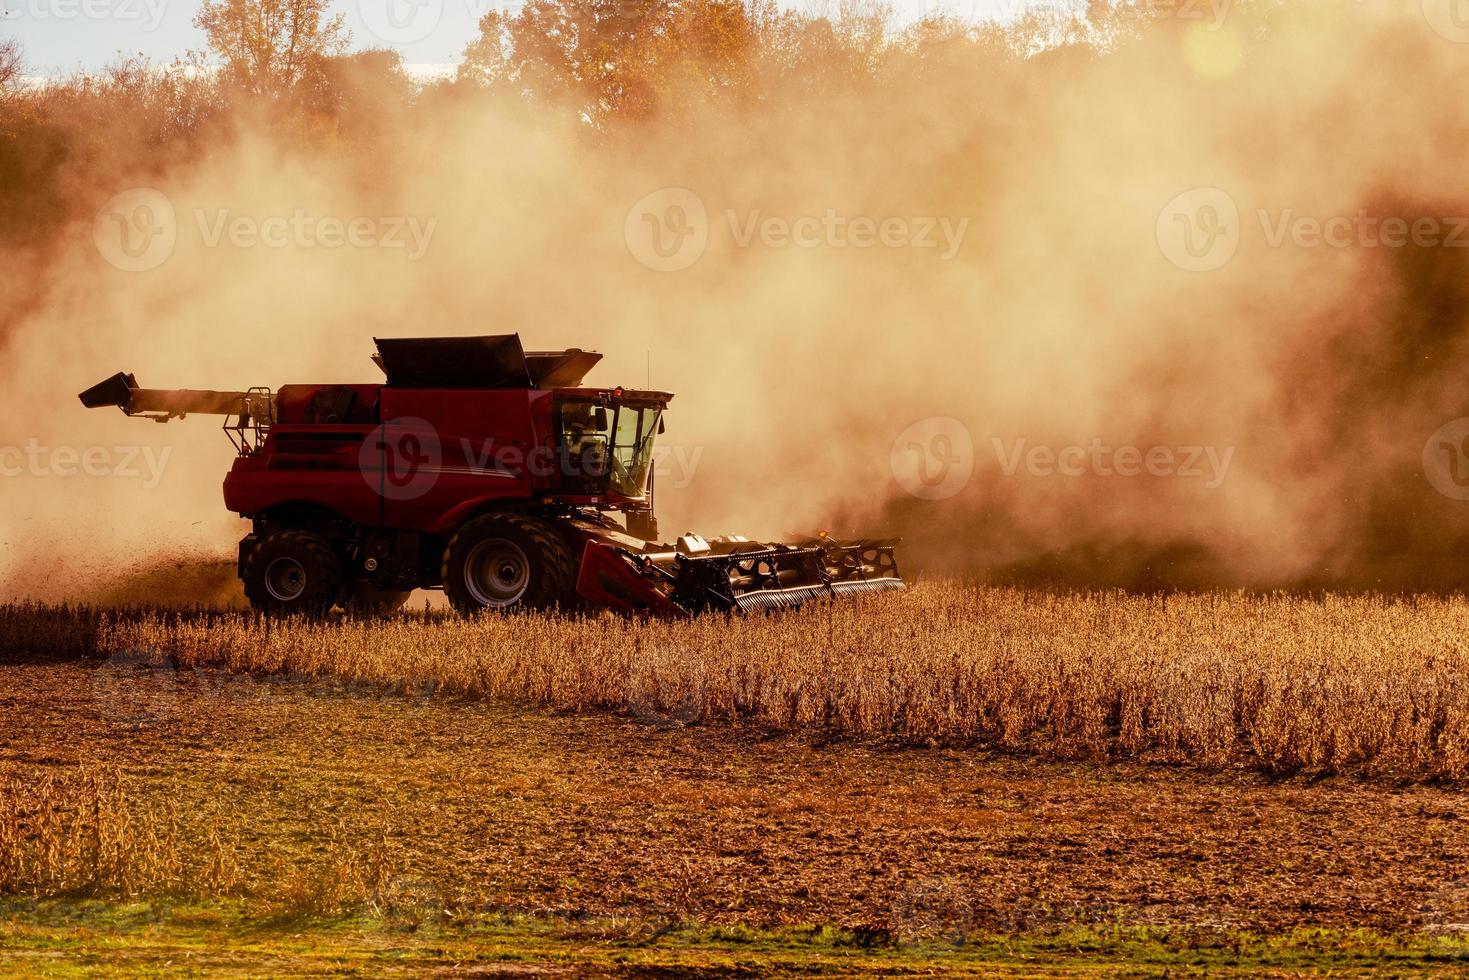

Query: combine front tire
442;514;575;615
241;531;343;617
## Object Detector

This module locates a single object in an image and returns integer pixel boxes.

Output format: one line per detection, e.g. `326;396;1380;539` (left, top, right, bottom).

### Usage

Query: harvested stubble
91;584;1469;781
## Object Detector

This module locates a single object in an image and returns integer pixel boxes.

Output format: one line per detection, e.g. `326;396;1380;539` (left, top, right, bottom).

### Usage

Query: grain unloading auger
78;335;904;618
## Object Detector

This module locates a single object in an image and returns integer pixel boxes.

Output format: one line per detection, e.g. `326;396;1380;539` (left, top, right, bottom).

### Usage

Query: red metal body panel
222;385;624;535
223;387;572;531
575;541;687;618
376;388;543;533
224;425;384;527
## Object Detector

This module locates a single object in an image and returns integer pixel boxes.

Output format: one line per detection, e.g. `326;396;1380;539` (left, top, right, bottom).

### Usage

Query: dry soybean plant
75;584;1469;782
0;767;237;898
0;767;405;913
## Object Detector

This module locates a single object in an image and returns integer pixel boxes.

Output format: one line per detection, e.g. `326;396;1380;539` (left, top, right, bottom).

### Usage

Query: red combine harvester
79;335;903;617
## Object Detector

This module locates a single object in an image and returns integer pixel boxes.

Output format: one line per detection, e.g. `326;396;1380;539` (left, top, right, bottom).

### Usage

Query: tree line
0;0;1280;251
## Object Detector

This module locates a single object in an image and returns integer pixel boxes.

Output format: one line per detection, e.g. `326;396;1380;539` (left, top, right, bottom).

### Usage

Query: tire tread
241;530;343;617
442;514;576;615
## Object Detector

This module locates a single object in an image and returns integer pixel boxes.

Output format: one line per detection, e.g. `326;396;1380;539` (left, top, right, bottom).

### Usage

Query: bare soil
2;654;1467;936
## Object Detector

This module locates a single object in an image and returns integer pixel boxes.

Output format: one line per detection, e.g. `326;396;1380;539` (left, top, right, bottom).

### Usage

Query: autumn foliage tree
194;0;349;99
461;0;764;123
0;39;21;98
0;0;1236;262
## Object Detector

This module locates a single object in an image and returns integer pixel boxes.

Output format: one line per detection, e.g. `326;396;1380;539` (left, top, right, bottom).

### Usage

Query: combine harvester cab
79;335;904;618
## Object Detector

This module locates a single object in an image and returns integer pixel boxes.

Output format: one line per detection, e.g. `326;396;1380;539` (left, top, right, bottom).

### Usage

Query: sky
1;0;1056;77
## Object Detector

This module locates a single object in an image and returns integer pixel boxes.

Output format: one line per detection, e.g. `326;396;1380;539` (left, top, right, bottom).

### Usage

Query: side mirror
658;416;666;435
593;407;609;431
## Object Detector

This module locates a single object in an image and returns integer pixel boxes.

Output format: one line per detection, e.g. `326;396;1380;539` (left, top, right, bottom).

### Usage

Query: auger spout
79;372;273;424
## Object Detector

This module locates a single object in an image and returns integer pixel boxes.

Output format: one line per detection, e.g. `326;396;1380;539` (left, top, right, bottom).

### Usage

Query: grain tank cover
524;348;603;388
374;335;532;388
372;335;603;389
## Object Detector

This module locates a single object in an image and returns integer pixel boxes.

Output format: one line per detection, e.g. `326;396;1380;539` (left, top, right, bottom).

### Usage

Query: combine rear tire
443;514;575;615
242;531;343;617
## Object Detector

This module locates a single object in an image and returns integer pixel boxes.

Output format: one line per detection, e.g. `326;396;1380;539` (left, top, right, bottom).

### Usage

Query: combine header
79;335;903;617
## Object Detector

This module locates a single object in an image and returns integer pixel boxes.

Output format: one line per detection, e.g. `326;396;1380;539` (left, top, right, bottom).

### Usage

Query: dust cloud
3;0;1469;601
